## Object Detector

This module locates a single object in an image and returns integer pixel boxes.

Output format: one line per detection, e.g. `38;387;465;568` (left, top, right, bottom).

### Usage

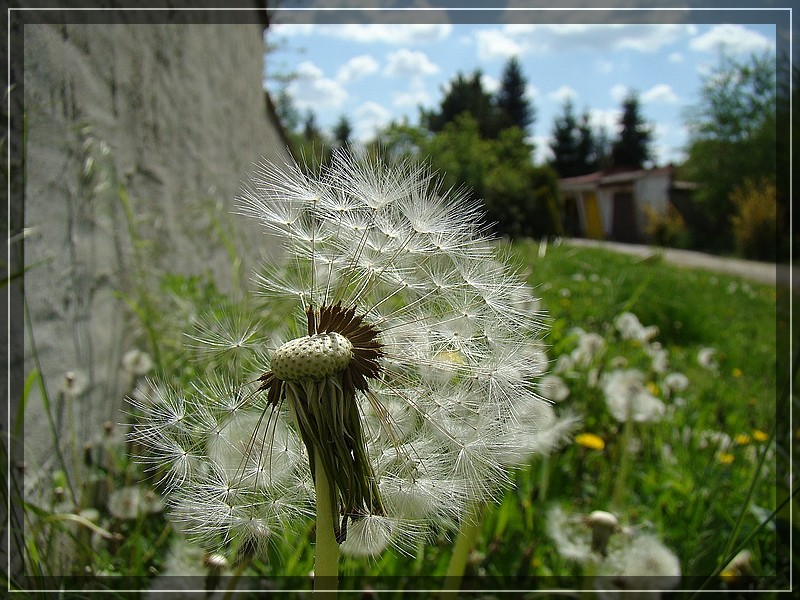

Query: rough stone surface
20;18;289;490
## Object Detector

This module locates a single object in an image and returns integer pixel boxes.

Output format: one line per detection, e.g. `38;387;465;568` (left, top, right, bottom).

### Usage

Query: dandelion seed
60;370;89;398
596;533;681;598
602;369;665;423
614;312;658;343
697;347;718;371
571;331;606;368
662;372;689;398
130;150;565;575
537;374;570;402
122;349;154;377
108;485;163;520
546;506;621;563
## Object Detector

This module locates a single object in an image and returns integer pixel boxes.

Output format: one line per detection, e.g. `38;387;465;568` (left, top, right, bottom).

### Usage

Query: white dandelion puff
697;347;718;371
602;369;665;423
130;150;565;570
596;533;681;598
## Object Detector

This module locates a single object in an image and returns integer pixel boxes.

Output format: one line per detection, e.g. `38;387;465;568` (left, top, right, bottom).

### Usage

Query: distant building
558;165;697;243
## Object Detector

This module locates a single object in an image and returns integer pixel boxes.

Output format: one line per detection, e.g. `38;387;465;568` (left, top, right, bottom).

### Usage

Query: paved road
563;238;795;289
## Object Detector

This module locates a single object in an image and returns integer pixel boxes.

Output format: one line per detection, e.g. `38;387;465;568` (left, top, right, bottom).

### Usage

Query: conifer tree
496;57;534;133
548;99;580;177
422;70;500;138
610;92;653;170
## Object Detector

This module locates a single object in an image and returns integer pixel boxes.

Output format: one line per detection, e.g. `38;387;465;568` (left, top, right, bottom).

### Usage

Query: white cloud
587;107;621;135
641;83;679;104
668;52;684;63
474;28;523;61
482;74;500;94
287;60;347;110
336;54;379;84
500;23;693;55
273;23;452;45
393;89;431;108
689;24;774;55
353;101;393;141
295;60;324;80
384;49;439;78
548;85;577;103
610;84;629;103
525;83;540;100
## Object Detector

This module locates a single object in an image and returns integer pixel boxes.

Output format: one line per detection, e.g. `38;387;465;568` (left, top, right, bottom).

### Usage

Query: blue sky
264;20;776;166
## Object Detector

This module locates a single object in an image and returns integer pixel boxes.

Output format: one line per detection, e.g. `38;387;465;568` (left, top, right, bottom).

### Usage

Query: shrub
729;178;777;261
643;203;691;248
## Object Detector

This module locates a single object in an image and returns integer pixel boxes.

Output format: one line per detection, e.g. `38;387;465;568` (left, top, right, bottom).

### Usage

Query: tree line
274;52;786;260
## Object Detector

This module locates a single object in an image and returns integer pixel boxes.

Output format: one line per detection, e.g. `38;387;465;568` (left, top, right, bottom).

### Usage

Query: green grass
15;236;789;597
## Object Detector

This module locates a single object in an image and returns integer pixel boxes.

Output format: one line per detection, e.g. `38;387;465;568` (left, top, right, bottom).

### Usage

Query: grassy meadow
15;236;790;597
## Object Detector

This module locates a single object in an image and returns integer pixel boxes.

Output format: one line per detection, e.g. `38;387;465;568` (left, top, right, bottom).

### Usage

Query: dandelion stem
611;418;633;509
313;448;339;597
442;502;482;591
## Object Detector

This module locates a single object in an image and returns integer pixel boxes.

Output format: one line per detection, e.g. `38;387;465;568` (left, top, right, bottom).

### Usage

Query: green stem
582;558;598;599
221;557;250;600
313;449;339;597
443;502;483;592
538;455;550;502
611;418;634;509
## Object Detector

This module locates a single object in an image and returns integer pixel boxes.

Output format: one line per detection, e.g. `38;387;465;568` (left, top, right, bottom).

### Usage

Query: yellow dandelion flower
720;568;737;582
752;429;769;442
732;368;743;378
718;452;735;465
735;434;751;446
575;433;605;450
646;381;660;396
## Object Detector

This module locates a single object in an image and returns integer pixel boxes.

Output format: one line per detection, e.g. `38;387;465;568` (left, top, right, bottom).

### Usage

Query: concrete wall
18;15;289;493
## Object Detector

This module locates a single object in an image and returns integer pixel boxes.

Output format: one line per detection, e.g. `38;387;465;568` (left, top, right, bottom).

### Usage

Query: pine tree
610;93;653;170
496;57;534;133
576;111;598;173
548;99;580;177
422;70;500;138
333;115;353;148
303;110;321;141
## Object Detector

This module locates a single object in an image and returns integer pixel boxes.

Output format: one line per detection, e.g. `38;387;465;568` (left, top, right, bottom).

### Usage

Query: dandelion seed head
697;347;718;371
603;369;666;423
122;349;154;377
597;533;681;596
131;149;568;558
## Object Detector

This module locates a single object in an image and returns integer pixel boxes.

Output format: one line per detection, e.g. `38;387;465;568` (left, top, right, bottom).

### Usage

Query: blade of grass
23;293;77;505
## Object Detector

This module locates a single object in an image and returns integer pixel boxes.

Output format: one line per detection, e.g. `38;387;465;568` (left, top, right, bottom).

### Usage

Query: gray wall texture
17;14;289;495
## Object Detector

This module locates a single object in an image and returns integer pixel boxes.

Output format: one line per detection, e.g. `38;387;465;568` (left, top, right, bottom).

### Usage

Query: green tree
610;92;653;170
681;52;777;251
274;88;301;133
549;102;605;177
496;56;534;133
422;70;501;139
303;110;321;141
548;99;580;177
423;113;493;198
332;115;353;148
577;110;603;173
